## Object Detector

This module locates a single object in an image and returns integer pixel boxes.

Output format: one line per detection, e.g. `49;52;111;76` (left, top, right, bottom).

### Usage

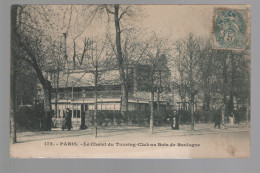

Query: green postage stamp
212;8;249;50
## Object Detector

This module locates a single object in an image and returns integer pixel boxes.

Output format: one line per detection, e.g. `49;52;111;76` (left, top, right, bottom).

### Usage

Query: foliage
173;33;250;127
16;104;45;131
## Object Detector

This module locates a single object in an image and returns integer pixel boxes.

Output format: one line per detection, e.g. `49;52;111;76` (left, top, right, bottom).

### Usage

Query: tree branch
104;5;115;15
119;10;127;21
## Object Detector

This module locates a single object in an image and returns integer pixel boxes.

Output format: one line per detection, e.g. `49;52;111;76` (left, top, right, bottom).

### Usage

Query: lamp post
80;89;87;130
100;94;106;122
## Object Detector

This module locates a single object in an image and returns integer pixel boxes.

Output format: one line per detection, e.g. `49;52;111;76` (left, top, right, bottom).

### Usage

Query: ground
10;123;250;158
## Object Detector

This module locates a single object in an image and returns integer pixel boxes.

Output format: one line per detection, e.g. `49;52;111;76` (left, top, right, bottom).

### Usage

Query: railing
51;90;172;101
52;90;122;99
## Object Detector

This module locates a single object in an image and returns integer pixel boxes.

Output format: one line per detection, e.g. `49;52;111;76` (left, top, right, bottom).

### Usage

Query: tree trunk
203;92;210;111
42;80;52;131
150;91;154;134
221;53;228;125
94;67;98;137
73;41;76;68
150;73;154;134
230;53;235;122
54;71;59;118
54;75;59;118
221;106;225;128
31;65;53;131
189;53;194;131
10;5;18;143
190;97;195;131
114;5;128;119
157;70;161;111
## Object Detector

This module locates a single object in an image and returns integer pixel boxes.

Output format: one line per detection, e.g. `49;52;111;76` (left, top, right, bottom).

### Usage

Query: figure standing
65;108;72;130
62;108;72;131
214;108;221;129
229;114;234;125
234;111;240;125
61;112;66;131
171;111;179;130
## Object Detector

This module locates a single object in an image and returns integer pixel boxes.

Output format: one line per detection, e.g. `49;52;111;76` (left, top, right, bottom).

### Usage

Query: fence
16;105;250;131
52;109;173;128
52;91;122;100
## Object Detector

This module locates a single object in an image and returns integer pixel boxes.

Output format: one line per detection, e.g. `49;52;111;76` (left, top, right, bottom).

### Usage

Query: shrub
16;104;45;131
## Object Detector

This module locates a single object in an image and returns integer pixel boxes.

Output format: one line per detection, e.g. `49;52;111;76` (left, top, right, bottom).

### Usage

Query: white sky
141;5;248;40
61;4;249;69
141;5;214;40
67;5;216;42
73;5;249;45
38;4;249;83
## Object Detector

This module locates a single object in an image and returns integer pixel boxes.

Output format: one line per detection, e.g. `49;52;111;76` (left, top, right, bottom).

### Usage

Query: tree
175;33;201;130
86;5;142;119
217;50;230;125
85;39;112;137
199;40;216;111
142;34;170;133
13;5;66;130
10;5;19;143
214;49;250;125
174;34;250;127
16;59;38;106
46;40;67;120
106;27;149;122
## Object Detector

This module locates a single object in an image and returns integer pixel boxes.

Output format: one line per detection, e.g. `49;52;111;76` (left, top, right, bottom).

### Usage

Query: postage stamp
212;8;248;50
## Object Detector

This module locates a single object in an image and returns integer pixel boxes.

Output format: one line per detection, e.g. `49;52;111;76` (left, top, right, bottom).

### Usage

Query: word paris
45;142;201;148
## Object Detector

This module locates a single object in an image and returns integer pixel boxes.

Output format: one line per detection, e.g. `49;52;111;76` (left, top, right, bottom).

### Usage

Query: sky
138;5;250;79
141;5;214;40
69;4;250;48
66;5;216;43
139;5;249;41
63;5;217;59
58;4;250;74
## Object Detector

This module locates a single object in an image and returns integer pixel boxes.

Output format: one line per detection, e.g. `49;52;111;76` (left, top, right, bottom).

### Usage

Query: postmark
212;8;248;50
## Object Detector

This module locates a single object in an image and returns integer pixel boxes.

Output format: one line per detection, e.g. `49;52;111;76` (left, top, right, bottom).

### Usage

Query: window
73;109;81;118
59;92;64;99
73;110;77;118
76;110;80;118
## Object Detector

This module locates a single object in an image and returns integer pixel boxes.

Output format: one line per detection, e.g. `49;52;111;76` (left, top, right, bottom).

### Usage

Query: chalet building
37;63;174;127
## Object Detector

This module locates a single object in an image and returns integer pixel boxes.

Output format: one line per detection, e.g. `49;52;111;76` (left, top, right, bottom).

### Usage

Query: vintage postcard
10;4;250;158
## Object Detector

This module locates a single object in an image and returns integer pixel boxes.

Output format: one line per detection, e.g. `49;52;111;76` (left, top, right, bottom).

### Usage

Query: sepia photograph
10;4;251;158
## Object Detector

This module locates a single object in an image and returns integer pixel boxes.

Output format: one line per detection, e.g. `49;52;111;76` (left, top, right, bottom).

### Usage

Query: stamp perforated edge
211;6;250;51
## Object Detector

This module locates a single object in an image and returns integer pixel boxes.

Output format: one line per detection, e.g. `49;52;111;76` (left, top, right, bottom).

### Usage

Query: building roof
57;69;121;88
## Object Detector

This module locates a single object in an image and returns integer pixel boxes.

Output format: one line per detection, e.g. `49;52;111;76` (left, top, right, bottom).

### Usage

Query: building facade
37;63;173;127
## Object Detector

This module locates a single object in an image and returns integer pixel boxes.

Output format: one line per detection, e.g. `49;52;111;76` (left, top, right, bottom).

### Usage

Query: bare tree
13;5;67;130
174;33;250;128
214;49;250;125
175;33;201;131
85;39;112;137
47;40;67;120
106;27;149;122
142;34;170;133
86;5;142;119
199;40;215;111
